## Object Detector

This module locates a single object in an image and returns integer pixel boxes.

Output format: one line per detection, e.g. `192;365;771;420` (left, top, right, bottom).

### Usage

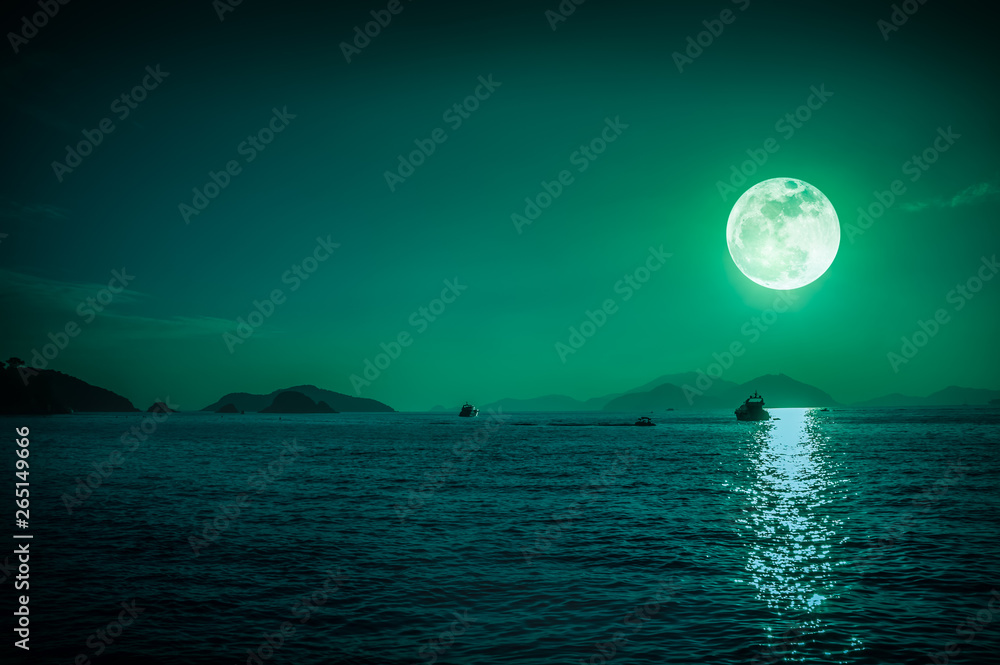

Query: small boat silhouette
735;391;770;421
459;403;479;417
634;416;656;427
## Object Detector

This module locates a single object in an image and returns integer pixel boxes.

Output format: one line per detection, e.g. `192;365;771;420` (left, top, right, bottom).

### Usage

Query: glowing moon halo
726;178;840;290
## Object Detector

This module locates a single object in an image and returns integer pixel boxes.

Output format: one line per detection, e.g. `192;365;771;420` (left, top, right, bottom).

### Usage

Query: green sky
1;0;997;410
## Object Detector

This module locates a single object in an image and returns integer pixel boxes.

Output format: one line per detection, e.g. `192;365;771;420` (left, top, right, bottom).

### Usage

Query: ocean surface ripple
12;407;1000;664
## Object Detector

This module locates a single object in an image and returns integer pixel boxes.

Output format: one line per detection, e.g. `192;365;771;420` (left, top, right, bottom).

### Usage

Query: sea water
10;407;1000;664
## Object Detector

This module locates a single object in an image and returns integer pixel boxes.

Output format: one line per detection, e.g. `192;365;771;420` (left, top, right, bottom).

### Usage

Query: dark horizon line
3;358;998;413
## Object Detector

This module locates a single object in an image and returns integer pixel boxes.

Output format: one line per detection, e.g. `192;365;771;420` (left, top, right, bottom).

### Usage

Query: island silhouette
201;385;392;413
0;358;138;414
2;357;997;415
259;391;336;414
0;358;391;415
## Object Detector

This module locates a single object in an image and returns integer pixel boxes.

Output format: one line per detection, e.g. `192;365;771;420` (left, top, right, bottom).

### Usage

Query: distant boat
634;416;656;427
459;403;479;417
735;391;770;421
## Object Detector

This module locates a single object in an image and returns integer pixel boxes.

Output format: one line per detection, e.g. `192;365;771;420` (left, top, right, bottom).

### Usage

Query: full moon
726;178;840;290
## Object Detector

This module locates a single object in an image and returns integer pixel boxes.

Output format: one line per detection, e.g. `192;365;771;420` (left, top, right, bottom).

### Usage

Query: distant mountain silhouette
202;385;392;413
723;374;841;408
849;393;917;408
853;386;1000;407
471;391;624;412
216;403;239;413
480;394;590;412
604;373;742;411
260;391;336;414
581;392;623;409
463;373;836;413
602;373;840;410
441;372;1000;412
0;361;138;414
924;386;1000;405
622;372;740;396
604;382;691;411
147;401;177;413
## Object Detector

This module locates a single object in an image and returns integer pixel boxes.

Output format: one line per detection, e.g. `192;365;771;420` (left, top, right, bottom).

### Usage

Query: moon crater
727;177;840;290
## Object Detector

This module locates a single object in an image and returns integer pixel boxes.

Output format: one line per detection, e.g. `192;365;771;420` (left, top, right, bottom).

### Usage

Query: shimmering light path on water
13;407;1000;664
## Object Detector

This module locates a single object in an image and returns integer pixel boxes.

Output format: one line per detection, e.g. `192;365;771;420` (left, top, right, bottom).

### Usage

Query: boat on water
735;391;770;421
459;403;479;417
634;416;656;426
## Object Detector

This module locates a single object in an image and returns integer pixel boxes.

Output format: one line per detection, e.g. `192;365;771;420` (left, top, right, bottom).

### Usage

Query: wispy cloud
0;269;237;340
902;178;1000;212
0;200;71;222
94;314;242;339
0;268;143;311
